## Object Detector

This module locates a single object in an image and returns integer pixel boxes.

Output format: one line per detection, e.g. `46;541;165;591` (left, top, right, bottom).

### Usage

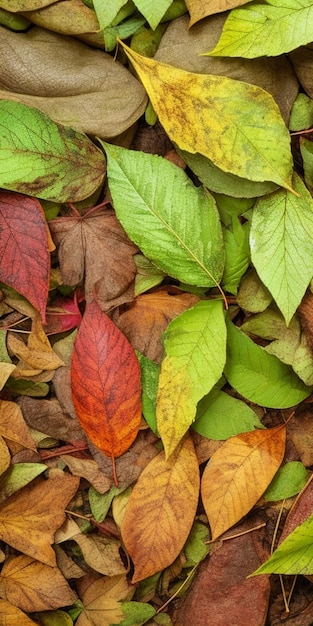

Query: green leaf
250;173;313;325
251;511;313;575
263;461;309;502
137;352;160;435
221;216;250;295
193;390;263;440
133;0;172;28
0;463;47;504
103;142;224;288
92;0;128;28
0;100;106;202
119;601;156;625
224;317;312;408
183;521;209;567
289;93;313;132
237;267;272;313
206;0;313;58
134;254;166;296
300;138;313;190
157;300;227;458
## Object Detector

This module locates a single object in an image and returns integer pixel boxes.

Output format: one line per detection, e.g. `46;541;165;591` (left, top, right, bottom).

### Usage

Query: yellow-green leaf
119;40;294;191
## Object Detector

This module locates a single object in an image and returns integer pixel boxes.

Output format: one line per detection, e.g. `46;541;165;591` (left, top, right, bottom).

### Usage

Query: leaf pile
0;1;313;625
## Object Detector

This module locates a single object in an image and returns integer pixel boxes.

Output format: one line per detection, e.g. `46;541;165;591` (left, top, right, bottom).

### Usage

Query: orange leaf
201;425;286;540
0;470;79;566
121;434;200;582
0;555;76;612
71;301;142;459
0;599;37;626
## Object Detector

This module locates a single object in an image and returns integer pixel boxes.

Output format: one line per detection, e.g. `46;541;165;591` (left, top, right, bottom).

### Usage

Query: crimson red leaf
43;293;83;335
71;301;142;461
0;191;50;321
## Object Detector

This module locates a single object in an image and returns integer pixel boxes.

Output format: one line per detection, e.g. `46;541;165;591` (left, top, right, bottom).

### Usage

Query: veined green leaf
193;390;263;440
263;462;308;502
133;0;172;28
250;173;313;325
206;0;313;58
92;0;128;29
224;317;312;408
251;511;313;575
157;300;227;458
103;142;224;288
0;100;106;202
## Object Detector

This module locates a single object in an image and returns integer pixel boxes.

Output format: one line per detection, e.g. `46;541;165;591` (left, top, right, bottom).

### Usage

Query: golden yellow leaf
76;575;131;626
0;363;16;390
0;555;76;612
201;425;286;540
119;41;294;191
0;400;36;451
121;434;200;582
0;598;37;626
0;437;10;476
7;316;64;371
0;470;79;566
185;0;249;26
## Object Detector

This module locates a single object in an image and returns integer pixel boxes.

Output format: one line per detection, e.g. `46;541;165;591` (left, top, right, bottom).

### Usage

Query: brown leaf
172;517;270;626
0;554;76;612
76;575;131;626
0;1;56;10
117;289;199;362
18;396;85;443
279;474;313;545
121;434;200;582
22;0;100;35
0;470;79;566
185;0;249;25
0;26;147;138
0;400;36;452
7;316;65;372
201;425;286;540
0;599;37;626
49;205;137;310
61;455;110;494
0;437;10;476
298;290;313;353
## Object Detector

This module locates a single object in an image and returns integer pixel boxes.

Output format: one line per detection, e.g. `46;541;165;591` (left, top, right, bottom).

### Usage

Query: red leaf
71;301;142;461
43;292;83;335
0;192;50;321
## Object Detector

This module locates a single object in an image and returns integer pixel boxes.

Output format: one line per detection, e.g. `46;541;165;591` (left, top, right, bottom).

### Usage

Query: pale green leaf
193;390;263;440
252;511;313;575
300;138;313;190
221;217;250;294
157;300;227;457
103;142;224;288
137;353;160;435
250;173;313;325
0;100;106;202
133;0;172;28
183;521;209;567
0;464;47;504
237;267;272;313
289;93;313;132
119;601;156;625
207;0;313;58
263;461;308;502
224;317;312;408
92;0;128;29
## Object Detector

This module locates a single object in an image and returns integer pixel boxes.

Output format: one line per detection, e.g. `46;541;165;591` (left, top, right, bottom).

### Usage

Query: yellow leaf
0;599;37;626
0;436;10;476
119;40;294;191
0;555;76;612
76;575;131;626
121;434;200;582
0;362;16;390
7;316;64;371
0;400;36;451
0;470;79;566
201;425;286;540
185;0;249;25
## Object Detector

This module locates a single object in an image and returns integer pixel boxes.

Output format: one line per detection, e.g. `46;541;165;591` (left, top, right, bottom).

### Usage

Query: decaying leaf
7;315;65;372
0;400;36;452
186;0;250;26
201;425;286;540
0;599;37;626
76;575;131;626
21;0;100;35
121;434;200;582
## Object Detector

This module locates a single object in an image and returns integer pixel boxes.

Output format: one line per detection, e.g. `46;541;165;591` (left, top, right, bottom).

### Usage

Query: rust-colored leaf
49;204;137;311
71;301;142;460
0;470;79;566
0;554;76;612
201;425;286;540
121;434;200;582
117;289;199;363
0;191;50;322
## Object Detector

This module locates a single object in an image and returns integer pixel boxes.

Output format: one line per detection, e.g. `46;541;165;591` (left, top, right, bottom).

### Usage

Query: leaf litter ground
0;3;313;626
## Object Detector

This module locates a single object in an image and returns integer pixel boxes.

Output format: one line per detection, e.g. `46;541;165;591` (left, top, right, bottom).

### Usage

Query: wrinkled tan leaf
0;400;36;451
121;434;200;582
0;470;79;566
76;575;131;626
0;362;16;390
0;26;147;138
18;396;85;443
0;0;56;10
186;0;251;25
73;533;126;577
201;425;286;540
7;317;64;372
0;599;37;625
22;0;100;35
0;555;76;612
60;456;110;494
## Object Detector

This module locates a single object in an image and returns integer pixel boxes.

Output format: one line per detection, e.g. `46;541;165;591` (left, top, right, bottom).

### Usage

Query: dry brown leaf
117;289;199;362
0;0;56;10
0;599;37;626
22;0;100;34
55;544;86;580
49;206;138;310
72;533;126;577
201;425;286;540
18;396;85;443
121;434;200;582
7;317;65;372
279;474;313;545
185;0;249;25
0;554;76;612
0;26;147;138
76;575;131;626
0;400;36;452
0;470;79;566
61;455;110;494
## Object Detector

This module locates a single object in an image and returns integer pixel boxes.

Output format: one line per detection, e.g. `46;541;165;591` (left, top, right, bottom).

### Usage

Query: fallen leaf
0;26;147;138
201;424;286;540
119;41;294;190
0;362;16;390
0;437;10;476
71;301;142;460
118;289;199;362
0;400;36;452
0;1;56;9
132;0;172;29
22;0;100;35
0;470;79;565
157;300;226;458
298;289;313;353
7;316;65;371
0;599;37;626
43;294;83;335
185;0;248;26
0;191;50;322
49;204;137;310
121;434;200;582
103;142;224;288
19;391;85;443
0;463;47;505
0;554;76;612
60;455;110;494
0;99;106;203
72;532;126;577
76;575;131;626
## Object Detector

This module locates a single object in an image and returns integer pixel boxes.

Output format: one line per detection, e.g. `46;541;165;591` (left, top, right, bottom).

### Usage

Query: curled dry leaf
7;316;65;372
0;26;147;138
